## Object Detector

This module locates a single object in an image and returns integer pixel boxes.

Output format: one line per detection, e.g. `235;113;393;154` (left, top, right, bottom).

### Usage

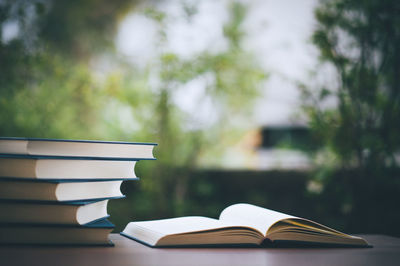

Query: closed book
0;199;109;225
0;179;126;202
0;157;138;180
0;218;115;246
0;137;156;160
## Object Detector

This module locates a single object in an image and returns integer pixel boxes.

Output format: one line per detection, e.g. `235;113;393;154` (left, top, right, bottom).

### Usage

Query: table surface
1;234;399;266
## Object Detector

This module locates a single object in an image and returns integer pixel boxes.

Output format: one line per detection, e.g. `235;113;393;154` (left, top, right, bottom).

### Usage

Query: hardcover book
0;218;115;246
121;203;369;247
0;157;138;180
0;137;157;160
0;199;109;225
0;179;126;202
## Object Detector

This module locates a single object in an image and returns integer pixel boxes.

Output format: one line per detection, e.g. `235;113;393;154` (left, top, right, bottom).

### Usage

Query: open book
121;204;368;247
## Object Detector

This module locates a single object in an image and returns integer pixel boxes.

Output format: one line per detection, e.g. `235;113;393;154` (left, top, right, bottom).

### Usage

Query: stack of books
0;137;156;246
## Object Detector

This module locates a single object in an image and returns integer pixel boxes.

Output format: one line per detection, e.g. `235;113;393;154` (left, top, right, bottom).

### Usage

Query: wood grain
0;234;398;266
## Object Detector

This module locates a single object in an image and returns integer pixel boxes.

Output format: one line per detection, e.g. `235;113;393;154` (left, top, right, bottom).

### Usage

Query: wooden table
0;234;399;266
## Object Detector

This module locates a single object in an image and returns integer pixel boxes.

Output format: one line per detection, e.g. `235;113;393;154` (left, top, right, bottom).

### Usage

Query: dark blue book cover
0;176;139;182
0;217;115;228
0;197;110;205
0;153;156;161
0;195;126;203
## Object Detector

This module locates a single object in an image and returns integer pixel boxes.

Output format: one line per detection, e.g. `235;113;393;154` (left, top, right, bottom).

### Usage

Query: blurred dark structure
111;168;400;236
261;126;316;151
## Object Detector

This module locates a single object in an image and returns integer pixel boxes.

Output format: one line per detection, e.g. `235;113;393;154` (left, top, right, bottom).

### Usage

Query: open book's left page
121;216;263;246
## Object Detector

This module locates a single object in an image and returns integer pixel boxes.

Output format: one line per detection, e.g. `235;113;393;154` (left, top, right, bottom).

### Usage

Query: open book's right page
219;203;295;236
219;203;369;246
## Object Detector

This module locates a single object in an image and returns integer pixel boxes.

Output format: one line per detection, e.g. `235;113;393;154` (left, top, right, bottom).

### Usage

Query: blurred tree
303;0;400;234
0;0;267;230
108;2;267;225
0;0;139;138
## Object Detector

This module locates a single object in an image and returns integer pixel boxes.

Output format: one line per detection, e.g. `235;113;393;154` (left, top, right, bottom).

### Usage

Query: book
121;203;369;247
0;218;115;245
0;157;138;180
0;199;109;225
0;137;157;160
0;179;125;202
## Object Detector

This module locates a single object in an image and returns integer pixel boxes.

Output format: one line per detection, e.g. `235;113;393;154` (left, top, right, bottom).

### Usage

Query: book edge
0;177;139;182
0;137;157;146
0;218;115;228
0;195;126;203
0;154;156;161
0;240;115;247
119;232;262;248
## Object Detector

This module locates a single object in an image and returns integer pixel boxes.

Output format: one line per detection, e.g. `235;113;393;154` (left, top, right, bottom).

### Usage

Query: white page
219;203;296;236
128;216;240;237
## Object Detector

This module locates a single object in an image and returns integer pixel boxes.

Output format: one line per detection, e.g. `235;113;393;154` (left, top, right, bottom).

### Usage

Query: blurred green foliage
308;0;400;169
0;0;138;138
108;2;267;225
302;0;400;233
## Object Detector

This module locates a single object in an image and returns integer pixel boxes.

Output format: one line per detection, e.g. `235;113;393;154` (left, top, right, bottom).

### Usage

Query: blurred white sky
116;0;320;128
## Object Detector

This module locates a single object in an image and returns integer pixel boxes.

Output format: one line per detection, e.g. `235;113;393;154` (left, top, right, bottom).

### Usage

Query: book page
0;139;28;154
219;203;296;236
123;216;268;246
128;216;237;237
